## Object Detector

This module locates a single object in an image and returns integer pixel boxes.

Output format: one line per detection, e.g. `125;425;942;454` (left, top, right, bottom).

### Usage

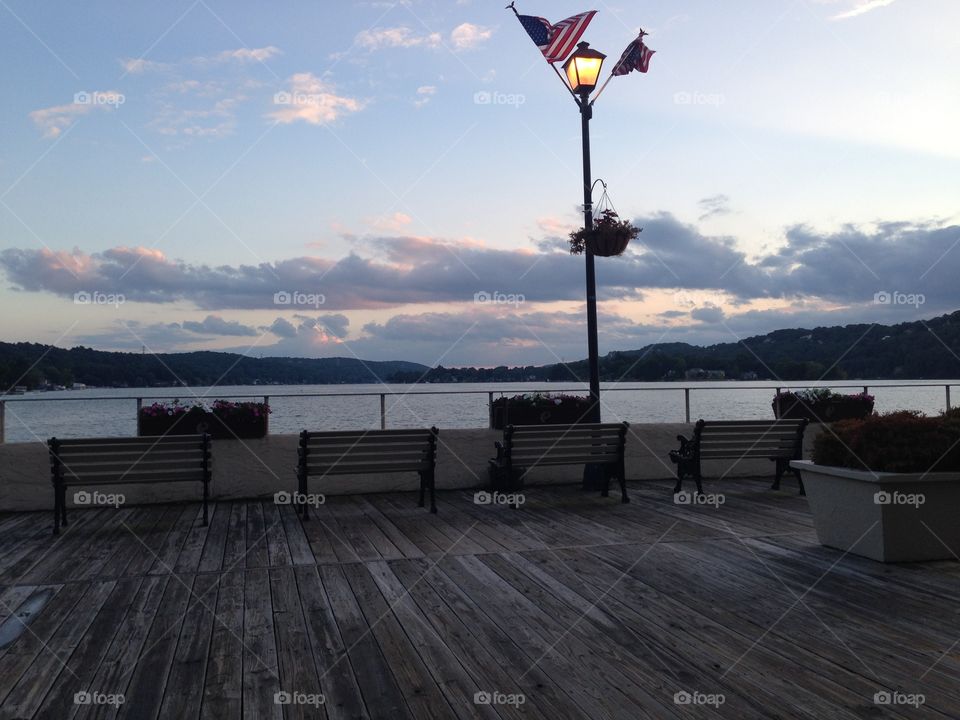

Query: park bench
487;422;630;503
669;418;809;495
47;434;212;535
297;427;439;516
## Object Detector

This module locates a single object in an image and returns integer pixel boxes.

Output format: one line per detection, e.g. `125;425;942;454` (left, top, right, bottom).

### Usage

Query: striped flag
611;32;655;76
515;10;597;64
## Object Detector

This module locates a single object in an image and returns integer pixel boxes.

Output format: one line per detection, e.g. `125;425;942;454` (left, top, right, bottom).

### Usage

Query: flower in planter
141;399;204;417
813;409;960;473
568;210;642;257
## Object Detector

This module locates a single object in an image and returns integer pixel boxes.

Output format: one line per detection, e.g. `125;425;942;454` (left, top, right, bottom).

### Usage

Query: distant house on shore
684;368;726;380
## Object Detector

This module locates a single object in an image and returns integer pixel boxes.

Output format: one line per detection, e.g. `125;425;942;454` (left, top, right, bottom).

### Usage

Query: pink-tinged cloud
268;73;365;125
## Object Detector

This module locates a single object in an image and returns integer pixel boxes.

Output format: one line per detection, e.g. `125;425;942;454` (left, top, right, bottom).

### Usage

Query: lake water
3;380;958;444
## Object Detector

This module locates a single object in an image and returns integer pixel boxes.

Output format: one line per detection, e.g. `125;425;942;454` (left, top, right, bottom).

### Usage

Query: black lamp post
563;42;606;488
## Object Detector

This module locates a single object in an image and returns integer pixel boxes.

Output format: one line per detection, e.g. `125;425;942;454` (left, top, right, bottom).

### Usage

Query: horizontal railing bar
6;382;959;403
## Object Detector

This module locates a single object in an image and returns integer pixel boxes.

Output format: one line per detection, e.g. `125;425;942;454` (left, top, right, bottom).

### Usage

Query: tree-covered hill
0;344;427;389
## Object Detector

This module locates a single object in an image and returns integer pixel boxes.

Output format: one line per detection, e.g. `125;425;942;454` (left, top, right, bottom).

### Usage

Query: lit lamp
563;42;606;94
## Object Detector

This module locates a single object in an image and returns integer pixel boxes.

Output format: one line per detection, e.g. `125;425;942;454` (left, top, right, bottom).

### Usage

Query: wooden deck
0;480;958;719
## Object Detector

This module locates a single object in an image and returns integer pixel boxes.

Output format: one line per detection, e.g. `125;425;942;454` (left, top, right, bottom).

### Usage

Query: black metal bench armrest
669;434;697;463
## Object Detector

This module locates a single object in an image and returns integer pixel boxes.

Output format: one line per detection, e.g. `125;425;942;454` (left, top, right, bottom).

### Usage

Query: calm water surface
3;380;957;443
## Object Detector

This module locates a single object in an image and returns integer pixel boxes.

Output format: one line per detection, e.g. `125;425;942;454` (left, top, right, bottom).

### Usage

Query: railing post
380;394;386;430
135;398;142;436
863;385;869;396
0;400;5;444
263;395;270;436
775;387;782;419
488;392;495;430
947;385;952;412
684;388;691;424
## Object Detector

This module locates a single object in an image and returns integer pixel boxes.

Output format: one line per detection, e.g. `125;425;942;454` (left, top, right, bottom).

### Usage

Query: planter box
791;460;960;562
490;403;590;430
773;396;873;422
139;410;268;439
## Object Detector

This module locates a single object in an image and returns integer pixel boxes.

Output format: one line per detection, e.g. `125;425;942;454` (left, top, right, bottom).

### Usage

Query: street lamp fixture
562;42;606;95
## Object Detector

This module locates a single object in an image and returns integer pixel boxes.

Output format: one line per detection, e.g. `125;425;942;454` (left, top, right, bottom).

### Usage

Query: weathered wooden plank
241;568;281;720
244;502;270;570
27;577;142;720
340;562;458;719
200;569;244;720
318;564;412;719
156;573;219;718
293;566;369;720
0;579;118;719
262;501;292;568
113;573;197;720
269;567;324;720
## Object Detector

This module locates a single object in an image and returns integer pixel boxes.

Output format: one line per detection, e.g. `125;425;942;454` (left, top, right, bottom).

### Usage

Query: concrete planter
791;460;960;562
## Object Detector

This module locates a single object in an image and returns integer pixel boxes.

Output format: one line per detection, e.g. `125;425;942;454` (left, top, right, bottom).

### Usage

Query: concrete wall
0;424;822;512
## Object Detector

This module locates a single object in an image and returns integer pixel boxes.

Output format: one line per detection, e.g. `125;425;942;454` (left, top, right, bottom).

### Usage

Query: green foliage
813;410;960;473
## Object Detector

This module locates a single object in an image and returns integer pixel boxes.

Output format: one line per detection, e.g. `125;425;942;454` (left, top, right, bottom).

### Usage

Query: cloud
690;305;725;324
181;315;258;336
450;23;493;50
28;91;123;138
414;85;437;108
121;58;167;74
268;73;365;125
214;46;280;63
828;0;897;20
370;212;414;232
4;218;959;326
355;27;442;50
697;194;732;222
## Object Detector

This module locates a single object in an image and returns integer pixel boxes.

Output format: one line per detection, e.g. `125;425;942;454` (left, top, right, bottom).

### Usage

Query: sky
1;0;959;368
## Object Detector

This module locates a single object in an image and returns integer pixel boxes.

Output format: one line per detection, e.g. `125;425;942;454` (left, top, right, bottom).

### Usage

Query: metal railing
0;382;956;443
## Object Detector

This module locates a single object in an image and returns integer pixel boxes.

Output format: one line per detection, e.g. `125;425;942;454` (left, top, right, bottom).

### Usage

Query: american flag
516;11;597;64
611;32;655;76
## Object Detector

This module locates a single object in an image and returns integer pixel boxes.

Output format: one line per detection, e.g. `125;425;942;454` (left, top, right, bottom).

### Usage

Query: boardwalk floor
0;480;957;719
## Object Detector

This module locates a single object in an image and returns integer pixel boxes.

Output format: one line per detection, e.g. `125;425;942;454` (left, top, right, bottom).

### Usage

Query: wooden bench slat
53;449;205;464
62;470;207;484
57;460;203;475
53;435;206;447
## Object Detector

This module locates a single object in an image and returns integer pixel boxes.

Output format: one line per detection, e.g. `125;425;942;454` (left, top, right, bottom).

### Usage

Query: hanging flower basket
568;184;642;257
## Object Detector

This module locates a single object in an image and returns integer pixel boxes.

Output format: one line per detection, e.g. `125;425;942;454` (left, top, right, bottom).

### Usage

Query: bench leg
202;480;209;526
619;462;629;504
794;466;806;496
299;475;310;521
60;486;68;527
772;459;785;491
429;470;437;514
53;485;60;536
418;471;426;509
